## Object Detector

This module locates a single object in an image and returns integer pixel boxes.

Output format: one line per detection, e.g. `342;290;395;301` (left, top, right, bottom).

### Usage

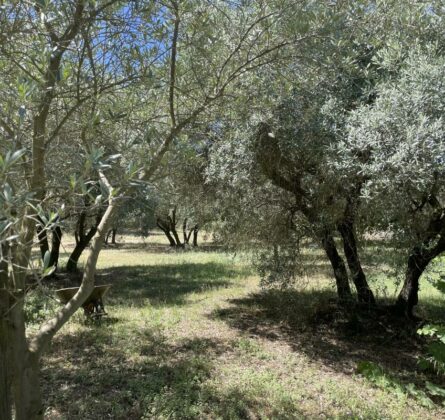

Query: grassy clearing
27;234;445;419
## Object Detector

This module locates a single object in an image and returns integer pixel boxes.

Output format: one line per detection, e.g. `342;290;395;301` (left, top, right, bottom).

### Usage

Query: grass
26;233;445;419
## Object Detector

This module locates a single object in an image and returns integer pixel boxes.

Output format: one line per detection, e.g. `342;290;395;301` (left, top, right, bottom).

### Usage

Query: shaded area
42;328;224;419
211;288;445;390
42;326;305;419
101;239;225;253
101;262;250;307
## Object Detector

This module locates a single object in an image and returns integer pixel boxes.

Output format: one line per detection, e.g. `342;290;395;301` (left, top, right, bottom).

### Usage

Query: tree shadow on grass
98;262;250;307
101;240;225;253
42;325;305;419
210;288;445;391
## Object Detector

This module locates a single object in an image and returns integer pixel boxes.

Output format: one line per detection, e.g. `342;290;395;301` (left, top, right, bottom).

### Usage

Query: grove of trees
1;0;445;418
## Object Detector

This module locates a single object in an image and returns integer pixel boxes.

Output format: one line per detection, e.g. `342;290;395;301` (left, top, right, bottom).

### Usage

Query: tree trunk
0;246;12;420
171;226;182;247
21;192;117;419
321;232;353;302
395;249;428;318
36;221;49;261
7;257;44;419
168;208;182;247
183;218;189;244
67;210;101;272
49;226;62;268
12;352;43;420
157;220;177;246
105;228;117;245
338;222;375;305
192;224;199;247
66;240;88;273
395;209;445;317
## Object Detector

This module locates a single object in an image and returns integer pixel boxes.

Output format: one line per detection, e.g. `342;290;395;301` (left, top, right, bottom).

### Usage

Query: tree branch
169;4;180;128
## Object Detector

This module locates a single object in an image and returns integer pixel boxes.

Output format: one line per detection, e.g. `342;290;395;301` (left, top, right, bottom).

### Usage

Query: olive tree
1;0;310;417
343;47;445;317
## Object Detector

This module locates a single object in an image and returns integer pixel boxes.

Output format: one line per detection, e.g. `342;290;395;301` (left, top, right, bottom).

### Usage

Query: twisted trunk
67;210;102;272
321;232;353;302
169;207;182;247
338;221;375;305
157;208;183;247
157;219;177;246
396;209;445;317
395;251;426;318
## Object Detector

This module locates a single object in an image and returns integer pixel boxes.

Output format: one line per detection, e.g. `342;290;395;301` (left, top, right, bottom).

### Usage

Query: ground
26;232;445;419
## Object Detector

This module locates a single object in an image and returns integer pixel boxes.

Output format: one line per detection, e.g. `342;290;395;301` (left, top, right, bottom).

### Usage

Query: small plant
417;324;445;375
356;361;435;408
24;287;58;326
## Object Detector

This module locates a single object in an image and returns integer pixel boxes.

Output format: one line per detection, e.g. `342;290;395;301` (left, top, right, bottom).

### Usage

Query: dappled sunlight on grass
37;237;445;419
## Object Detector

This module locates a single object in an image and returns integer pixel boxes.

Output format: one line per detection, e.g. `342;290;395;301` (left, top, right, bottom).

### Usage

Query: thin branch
169;3;180;128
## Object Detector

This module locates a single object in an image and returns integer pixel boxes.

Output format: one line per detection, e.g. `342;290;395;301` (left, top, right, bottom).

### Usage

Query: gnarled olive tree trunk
338;221;375;304
395;209;445;318
338;186;375;305
182;219;198;246
321;231;353;302
156;207;183;247
67;209;103;272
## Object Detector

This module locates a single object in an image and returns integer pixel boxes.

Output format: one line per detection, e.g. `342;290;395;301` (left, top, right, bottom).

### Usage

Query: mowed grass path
34;235;445;419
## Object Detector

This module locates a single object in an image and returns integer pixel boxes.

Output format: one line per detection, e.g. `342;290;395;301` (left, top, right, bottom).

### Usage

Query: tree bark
105;228;117;245
321;232;353;302
67;211;101;272
192;224;199;247
48;226;62;269
66;241;88;273
183;218;189;244
36;221;49;261
171;226;182;247
338;221;375;305
12;353;43;420
169;207;182;247
395;251;426;318
0;246;12;420
395;208;445;317
157;220;177;246
7;260;44;420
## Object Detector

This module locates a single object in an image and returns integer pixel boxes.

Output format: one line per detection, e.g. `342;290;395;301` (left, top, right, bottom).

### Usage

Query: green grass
28;235;445;419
